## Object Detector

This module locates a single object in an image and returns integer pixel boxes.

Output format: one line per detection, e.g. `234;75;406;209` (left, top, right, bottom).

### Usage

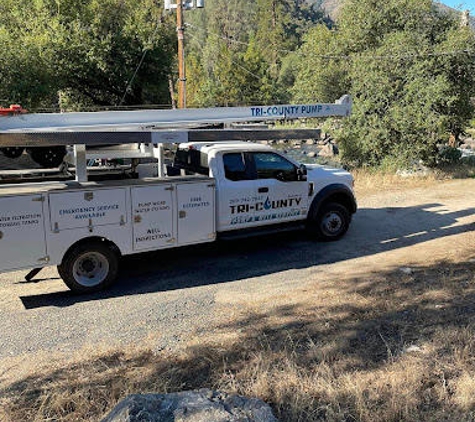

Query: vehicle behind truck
0;104;68;167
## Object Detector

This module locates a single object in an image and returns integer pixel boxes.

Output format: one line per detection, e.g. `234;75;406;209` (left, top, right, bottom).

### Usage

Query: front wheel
308;202;350;241
58;241;119;293
28;146;66;168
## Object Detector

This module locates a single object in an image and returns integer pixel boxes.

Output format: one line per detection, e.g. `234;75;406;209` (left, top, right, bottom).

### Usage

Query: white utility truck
0;98;356;293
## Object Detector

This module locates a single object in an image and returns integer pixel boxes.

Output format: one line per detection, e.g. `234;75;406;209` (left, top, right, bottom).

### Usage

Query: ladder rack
0;96;351;137
0;96;351;182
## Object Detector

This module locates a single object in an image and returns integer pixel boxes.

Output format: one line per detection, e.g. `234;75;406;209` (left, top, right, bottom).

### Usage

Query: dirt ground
0;169;474;420
0;173;474;389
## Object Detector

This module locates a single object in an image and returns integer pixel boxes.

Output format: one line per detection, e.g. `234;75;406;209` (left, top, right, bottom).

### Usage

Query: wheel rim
31;147;65;167
321;211;343;236
72;251;109;287
2;147;24;158
43;149;62;166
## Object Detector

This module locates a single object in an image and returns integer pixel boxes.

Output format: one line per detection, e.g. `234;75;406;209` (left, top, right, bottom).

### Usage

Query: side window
223;153;251;181
253;152;297;181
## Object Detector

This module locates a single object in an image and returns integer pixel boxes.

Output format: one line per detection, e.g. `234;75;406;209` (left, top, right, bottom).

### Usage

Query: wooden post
177;0;186;108
168;75;177;109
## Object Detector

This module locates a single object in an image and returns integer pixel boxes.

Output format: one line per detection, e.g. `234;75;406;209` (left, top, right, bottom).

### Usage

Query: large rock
318;142;339;157
101;389;278;422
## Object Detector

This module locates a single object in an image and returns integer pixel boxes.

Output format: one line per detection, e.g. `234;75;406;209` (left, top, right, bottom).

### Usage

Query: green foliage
0;0;175;109
292;0;475;168
185;0;326;106
338;0;443;52
55;0;176;107
290;25;349;103
0;1;60;107
0;0;327;109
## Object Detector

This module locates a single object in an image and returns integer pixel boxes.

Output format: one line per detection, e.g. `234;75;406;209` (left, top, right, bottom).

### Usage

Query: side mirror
297;164;307;181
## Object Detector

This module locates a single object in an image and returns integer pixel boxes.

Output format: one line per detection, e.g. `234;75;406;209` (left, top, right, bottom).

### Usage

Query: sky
440;0;475;11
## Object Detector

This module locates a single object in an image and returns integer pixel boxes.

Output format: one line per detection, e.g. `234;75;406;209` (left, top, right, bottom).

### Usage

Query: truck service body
0;98;356;293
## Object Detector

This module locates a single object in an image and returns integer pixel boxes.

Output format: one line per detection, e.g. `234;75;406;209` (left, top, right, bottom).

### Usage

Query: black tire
1;147;24;159
58;241;119;293
308;202;350;241
28;146;66;168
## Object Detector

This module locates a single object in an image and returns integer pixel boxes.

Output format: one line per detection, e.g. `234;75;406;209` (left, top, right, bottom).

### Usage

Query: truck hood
305;164;354;190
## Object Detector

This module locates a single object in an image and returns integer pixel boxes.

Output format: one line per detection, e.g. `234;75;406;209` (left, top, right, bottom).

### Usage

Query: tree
184;0;256;106
0;1;61;108
0;0;176;110
292;0;475;168
255;0;326;77
185;0;326;106
290;25;349;103
53;0;176;108
234;36;280;104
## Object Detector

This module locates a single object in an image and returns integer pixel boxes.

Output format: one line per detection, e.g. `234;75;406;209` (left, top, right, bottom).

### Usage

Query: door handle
258;187;269;193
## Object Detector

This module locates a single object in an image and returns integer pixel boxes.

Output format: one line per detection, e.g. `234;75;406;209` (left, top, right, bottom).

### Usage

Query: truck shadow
19;202;475;309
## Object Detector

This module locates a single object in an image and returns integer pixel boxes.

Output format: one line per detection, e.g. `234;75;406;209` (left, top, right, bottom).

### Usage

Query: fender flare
59;236;122;265
308;183;357;220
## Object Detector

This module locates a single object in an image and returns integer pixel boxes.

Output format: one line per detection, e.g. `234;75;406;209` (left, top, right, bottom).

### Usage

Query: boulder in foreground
101;389;278;422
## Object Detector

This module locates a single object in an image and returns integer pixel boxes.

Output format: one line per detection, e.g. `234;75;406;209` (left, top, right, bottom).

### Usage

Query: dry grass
352;164;475;197
2;258;475;421
352;169;438;197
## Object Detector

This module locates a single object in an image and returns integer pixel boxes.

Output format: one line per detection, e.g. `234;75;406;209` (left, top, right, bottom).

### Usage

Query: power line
186;22;294;54
118;50;149;106
187;32;264;81
186;23;252;46
186;22;475;61
320;49;475;61
118;15;165;106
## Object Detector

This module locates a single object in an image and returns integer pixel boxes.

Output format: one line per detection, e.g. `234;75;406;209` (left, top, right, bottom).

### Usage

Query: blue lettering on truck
229;196;302;214
250;105;332;118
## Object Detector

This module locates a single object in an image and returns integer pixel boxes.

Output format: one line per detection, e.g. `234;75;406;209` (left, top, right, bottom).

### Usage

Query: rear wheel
308;202;350;241
58;241;119;293
1;147;24;159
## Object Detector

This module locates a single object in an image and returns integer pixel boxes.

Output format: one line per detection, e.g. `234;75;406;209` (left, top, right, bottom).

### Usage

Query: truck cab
173;141;356;240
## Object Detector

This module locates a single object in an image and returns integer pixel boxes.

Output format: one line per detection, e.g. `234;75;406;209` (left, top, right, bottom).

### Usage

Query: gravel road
1;177;474;385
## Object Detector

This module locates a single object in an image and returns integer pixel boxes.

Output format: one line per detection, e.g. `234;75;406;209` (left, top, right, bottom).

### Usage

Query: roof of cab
177;141;274;155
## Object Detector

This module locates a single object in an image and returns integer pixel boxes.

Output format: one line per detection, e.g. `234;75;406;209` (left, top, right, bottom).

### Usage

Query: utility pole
165;0;204;109
177;0;186;108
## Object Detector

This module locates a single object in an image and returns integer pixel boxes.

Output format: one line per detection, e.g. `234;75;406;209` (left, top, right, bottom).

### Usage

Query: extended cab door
250;151;308;226
216;151;257;231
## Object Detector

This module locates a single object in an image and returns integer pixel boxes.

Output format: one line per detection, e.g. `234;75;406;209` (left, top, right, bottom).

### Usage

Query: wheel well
309;189;356;221
61;237;121;264
323;192;355;214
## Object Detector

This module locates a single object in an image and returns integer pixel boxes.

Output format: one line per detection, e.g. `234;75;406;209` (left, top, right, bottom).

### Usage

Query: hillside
314;0;342;20
315;0;474;25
